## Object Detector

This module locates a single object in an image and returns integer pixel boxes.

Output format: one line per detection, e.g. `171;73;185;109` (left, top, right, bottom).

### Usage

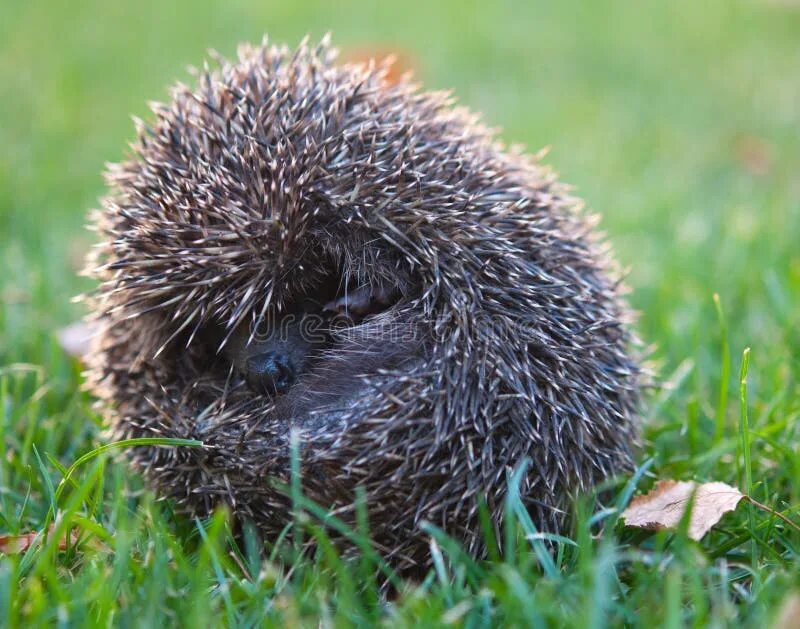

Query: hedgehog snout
228;318;327;396
244;350;296;394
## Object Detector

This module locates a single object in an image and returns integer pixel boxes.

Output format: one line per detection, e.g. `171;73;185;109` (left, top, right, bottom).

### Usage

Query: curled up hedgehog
85;37;643;573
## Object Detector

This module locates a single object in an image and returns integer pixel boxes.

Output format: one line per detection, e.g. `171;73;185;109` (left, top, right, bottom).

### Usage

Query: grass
1;0;799;625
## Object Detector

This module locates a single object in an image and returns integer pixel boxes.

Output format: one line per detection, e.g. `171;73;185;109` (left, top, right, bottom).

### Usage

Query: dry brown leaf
733;134;772;176
0;524;80;554
775;591;800;629
57;320;97;361
622;480;744;540
341;45;418;86
774;591;800;629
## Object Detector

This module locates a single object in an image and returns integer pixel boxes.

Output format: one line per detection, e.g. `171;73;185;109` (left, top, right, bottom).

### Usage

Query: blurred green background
1;0;799;623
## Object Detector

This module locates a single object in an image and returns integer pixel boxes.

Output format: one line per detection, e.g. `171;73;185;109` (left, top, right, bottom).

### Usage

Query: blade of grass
714;294;731;441
738;347;757;567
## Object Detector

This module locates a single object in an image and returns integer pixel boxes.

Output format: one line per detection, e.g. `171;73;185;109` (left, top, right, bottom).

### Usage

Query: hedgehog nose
245;351;296;395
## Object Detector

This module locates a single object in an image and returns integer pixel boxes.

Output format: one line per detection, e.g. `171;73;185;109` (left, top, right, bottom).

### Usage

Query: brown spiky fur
85;36;643;573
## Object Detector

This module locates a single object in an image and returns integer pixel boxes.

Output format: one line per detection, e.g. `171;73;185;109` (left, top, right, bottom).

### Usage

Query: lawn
1;0;799;625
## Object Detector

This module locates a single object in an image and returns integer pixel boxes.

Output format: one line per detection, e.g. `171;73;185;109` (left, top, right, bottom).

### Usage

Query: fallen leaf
57;320;97;361
341;45;418;86
733;134;772;176
0;524;80;554
622;480;744;540
775;591;800;629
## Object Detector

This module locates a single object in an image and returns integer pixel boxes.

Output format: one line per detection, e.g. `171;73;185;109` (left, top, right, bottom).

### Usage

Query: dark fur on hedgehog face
204;276;422;420
167;260;426;434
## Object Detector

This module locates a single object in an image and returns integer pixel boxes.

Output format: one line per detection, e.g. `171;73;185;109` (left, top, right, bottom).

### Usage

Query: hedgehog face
222;309;329;397
217;282;405;398
86;38;643;573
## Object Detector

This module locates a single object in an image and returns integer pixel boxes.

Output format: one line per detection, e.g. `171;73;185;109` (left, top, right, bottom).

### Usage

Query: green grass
1;0;799;625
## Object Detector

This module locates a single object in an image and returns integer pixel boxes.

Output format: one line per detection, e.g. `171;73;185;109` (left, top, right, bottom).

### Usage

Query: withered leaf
341;45;417;86
57;321;97;361
622;480;744;540
775;591;800;629
0;524;80;554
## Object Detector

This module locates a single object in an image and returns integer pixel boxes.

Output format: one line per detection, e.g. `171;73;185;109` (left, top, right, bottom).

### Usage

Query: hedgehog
85;36;643;573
